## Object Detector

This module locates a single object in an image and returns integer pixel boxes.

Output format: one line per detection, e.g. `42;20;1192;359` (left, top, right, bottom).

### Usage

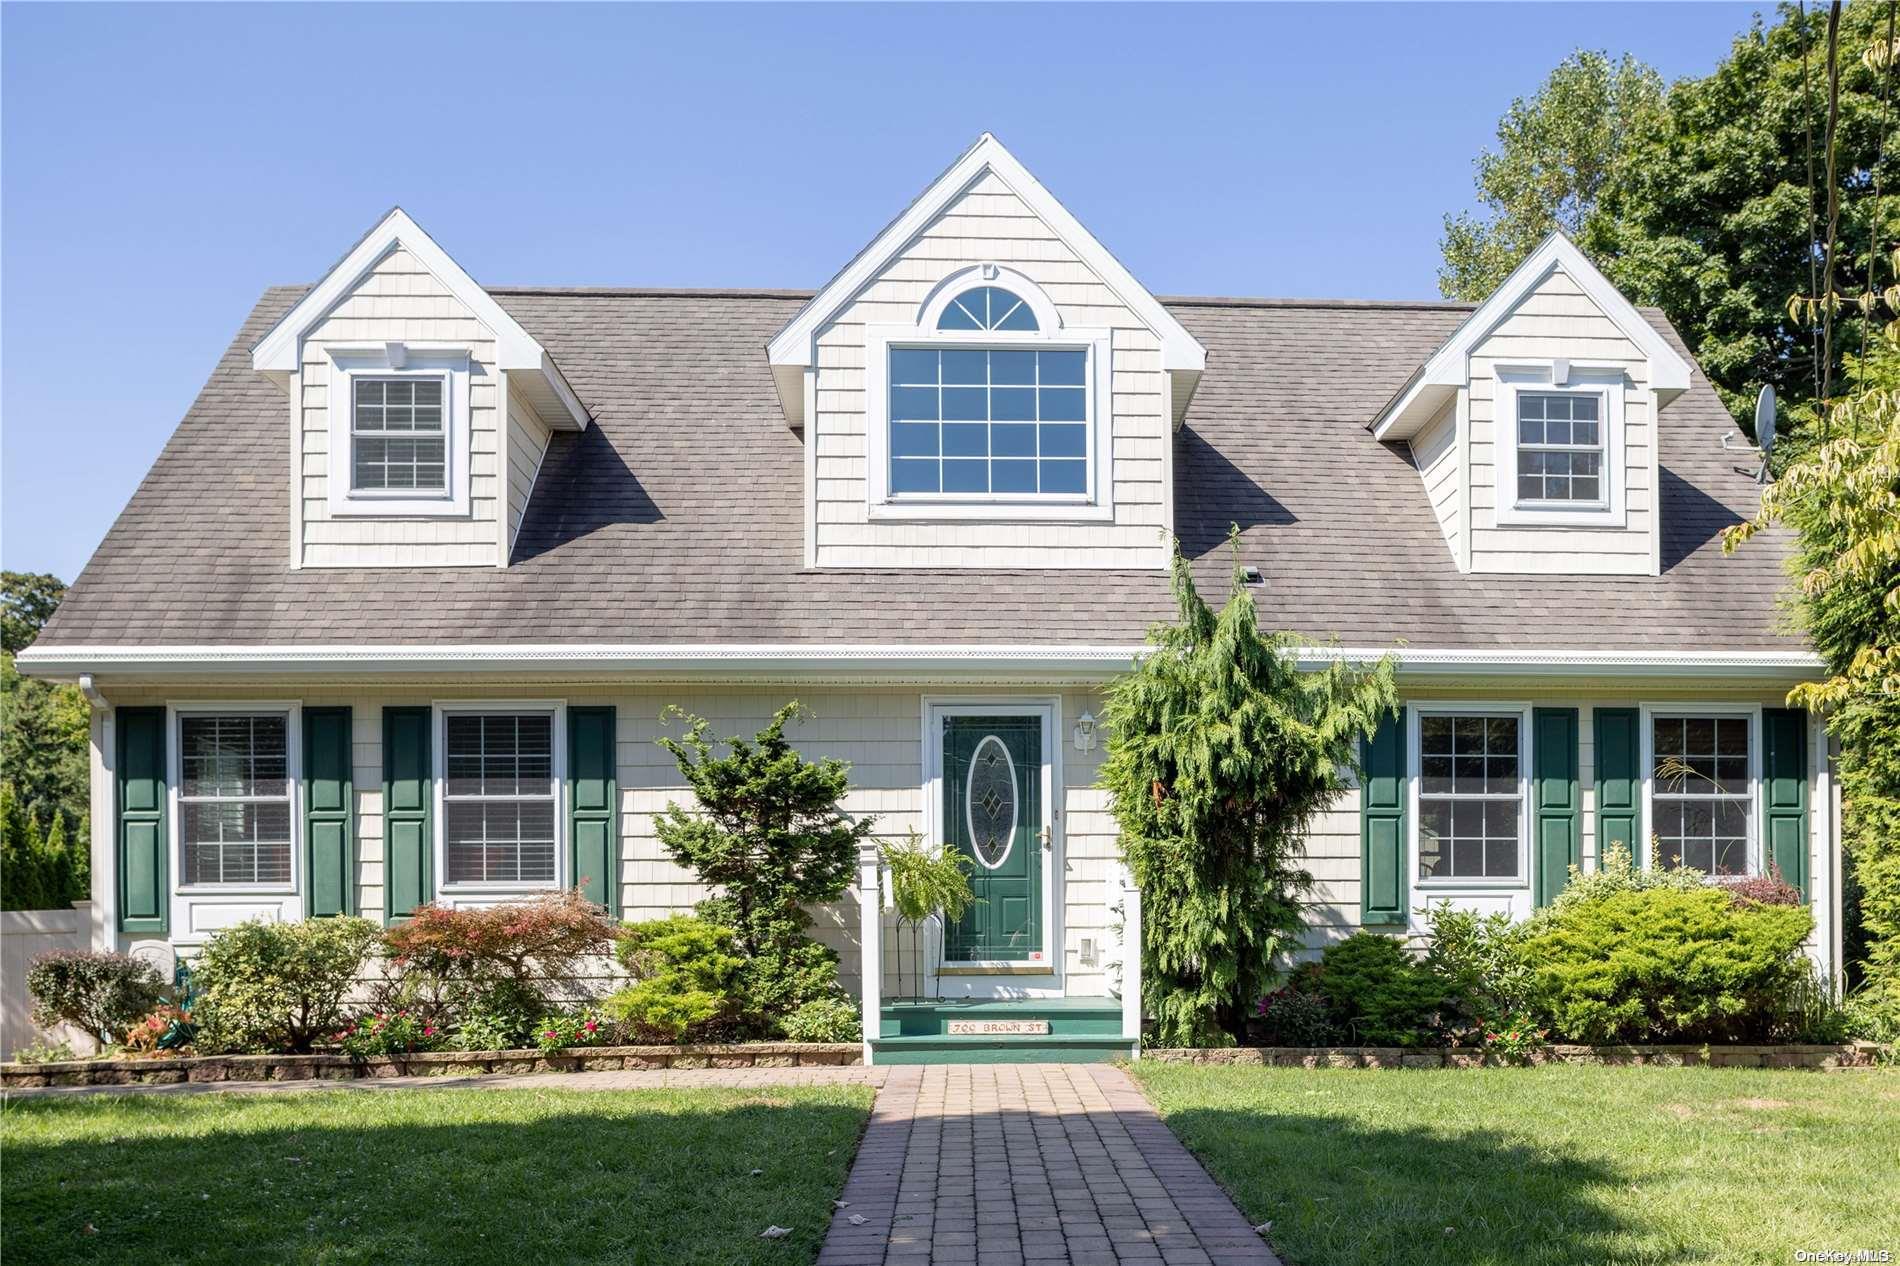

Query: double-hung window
351;377;446;494
1651;714;1753;875
443;712;557;886
1515;391;1604;505
1417;713;1524;881
179;713;292;886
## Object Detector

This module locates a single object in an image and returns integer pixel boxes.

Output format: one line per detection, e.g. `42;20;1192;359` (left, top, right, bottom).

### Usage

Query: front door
942;715;1044;963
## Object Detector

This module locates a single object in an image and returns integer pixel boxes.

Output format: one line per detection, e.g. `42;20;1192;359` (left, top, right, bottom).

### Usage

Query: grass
1;1083;873;1266
1132;1063;1900;1266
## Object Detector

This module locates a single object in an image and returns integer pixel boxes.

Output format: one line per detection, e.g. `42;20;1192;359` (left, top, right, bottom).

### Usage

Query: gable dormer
252;209;588;569
1373;234;1692;577
768;134;1206;570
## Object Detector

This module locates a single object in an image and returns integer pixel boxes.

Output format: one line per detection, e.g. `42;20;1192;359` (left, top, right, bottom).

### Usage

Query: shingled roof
32;285;1802;653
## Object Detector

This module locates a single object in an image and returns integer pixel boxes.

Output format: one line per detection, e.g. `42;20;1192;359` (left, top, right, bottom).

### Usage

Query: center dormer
768;134;1205;570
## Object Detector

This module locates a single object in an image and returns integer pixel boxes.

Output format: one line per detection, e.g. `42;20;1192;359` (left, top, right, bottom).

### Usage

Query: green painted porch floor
873;996;1132;1064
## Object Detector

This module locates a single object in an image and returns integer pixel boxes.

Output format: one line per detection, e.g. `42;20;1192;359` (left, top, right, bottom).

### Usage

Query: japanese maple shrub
1101;536;1396;1047
654;702;873;1035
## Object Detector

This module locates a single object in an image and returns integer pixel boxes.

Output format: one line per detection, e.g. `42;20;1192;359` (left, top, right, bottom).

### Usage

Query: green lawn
1133;1063;1900;1266
1;1084;873;1266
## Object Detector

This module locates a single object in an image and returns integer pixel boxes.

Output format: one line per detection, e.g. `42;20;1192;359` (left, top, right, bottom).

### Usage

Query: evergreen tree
1101;537;1398;1047
2;784;49;912
655;702;875;1032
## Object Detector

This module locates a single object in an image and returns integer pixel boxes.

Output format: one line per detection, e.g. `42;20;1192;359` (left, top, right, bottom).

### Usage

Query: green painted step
879;996;1123;1039
870;1033;1134;1065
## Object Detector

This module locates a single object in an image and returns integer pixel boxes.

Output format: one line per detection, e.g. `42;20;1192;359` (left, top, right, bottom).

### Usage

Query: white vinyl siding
1410;399;1461;565
811;172;1169;569
297;247;502;568
506;385;554;556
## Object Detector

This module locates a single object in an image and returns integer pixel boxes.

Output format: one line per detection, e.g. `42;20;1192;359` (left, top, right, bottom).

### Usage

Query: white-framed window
435;703;565;892
175;708;297;889
1492;364;1626;527
326;346;471;517
1412;707;1528;885
863;265;1112;522
1646;709;1758;876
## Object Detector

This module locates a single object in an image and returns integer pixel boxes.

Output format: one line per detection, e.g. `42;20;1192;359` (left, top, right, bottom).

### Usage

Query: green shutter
382;707;432;923
1360;707;1407;927
1593;707;1643;868
1763;707;1810;900
303;707;354;918
1533;707;1581;908
567;706;618;915
115;706;168;934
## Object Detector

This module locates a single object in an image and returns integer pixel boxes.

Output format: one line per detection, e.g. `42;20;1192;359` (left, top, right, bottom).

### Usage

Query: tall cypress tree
1102;537;1398;1047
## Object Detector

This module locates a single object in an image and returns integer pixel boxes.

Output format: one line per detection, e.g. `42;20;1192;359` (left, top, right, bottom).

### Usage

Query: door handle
1040;826;1052;851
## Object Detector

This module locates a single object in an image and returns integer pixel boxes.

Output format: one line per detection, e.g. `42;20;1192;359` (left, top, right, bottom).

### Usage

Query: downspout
78;673;107;710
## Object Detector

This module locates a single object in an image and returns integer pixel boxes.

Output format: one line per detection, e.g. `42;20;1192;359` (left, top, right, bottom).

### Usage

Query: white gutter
14;642;1824;681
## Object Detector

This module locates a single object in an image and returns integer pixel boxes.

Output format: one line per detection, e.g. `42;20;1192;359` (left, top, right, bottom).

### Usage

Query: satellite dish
1754;385;1777;480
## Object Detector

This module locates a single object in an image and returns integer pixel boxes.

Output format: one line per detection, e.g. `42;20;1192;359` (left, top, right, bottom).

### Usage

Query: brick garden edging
0;1043;863;1089
1138;1042;1888;1069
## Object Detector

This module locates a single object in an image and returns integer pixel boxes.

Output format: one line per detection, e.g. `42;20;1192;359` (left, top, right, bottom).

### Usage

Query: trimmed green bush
781;997;862;1044
191;917;379;1054
1300;933;1445;1047
607;916;744;1043
1524;886;1812;1043
1422;902;1533;1040
26;950;166;1046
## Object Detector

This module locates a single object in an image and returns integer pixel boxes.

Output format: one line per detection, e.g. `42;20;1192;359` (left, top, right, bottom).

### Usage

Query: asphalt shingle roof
34;286;1801;652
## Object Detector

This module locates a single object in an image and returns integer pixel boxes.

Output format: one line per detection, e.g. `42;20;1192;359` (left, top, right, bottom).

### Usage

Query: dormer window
863;268;1112;521
326;346;472;518
1491;364;1626;528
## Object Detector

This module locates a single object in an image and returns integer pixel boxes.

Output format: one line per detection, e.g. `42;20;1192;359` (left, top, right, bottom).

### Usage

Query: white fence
2;903;95;1060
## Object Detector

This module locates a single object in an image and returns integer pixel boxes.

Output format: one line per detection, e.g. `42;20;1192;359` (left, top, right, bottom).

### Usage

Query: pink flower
583;1021;598;1033
423;1026;436;1037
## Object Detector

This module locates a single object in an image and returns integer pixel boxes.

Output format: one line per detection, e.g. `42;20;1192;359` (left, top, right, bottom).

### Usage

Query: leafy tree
1;651;90;860
1;571;65;654
655;702;873;1033
1727;348;1900;1011
1100;537;1397;1047
1442;6;1900;431
1439;50;1667;301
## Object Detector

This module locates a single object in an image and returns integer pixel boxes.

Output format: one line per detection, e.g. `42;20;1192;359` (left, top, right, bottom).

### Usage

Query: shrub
452;982;545;1052
1422;902;1534;1040
1524;886;1813;1043
1253;984;1336;1046
337;1010;441;1059
26;950;166;1046
1716;863;1805;907
607;916;744;1043
1550;840;1705;909
190;917;379;1054
1306;933;1445;1047
382;890;621;1010
781;997;862;1044
654;703;872;1034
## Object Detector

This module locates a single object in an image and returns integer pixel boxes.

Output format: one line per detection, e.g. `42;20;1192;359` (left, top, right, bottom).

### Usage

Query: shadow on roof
510;427;663;563
1658;463;1750;572
1174;427;1298;558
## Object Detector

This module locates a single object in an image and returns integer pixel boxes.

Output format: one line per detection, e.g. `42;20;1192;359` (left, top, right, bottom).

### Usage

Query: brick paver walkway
818;1064;1278;1266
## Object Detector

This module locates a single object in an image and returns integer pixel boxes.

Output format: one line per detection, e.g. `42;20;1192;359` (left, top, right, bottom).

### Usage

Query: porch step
874;997;1130;1062
869;1033;1135;1065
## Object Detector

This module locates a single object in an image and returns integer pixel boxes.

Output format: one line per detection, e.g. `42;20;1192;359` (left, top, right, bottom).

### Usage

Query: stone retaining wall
0;1043;863;1088
1140;1043;1887;1069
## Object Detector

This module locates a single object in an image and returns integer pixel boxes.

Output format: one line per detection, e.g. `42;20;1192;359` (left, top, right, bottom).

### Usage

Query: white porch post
858;840;883;1065
1120;863;1143;1057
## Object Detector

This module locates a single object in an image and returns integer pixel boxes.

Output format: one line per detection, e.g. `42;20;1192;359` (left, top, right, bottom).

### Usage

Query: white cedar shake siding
1466;265;1655;575
812;171;1169;569
298;248;502;569
506;384;554;555
100;685;1123;999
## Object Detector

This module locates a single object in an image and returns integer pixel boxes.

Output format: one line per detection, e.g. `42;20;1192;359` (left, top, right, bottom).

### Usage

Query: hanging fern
882;832;976;925
1101;532;1398;1048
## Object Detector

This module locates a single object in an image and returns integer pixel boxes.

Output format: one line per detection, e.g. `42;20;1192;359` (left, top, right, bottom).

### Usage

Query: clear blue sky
2;1;1763;583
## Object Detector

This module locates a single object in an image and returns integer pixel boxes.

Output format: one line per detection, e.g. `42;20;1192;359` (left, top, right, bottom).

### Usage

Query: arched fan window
936;286;1039;332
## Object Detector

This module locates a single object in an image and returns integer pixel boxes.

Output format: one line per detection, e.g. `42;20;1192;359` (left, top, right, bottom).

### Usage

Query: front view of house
19;134;1836;1063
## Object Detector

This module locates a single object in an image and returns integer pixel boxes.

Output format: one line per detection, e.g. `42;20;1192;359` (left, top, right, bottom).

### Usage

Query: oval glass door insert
965;734;1019;870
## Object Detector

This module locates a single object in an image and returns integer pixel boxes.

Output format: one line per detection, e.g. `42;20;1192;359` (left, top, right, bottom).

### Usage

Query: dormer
768;134;1206;570
251;209;589;569
1372;234;1692;576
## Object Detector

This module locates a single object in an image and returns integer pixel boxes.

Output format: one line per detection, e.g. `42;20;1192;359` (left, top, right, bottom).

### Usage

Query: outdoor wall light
1073;711;1097;753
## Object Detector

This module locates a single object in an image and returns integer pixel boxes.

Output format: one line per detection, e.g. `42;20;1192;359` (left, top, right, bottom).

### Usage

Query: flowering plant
536;1009;614;1054
1479;1012;1548;1063
336;1010;441;1059
121;1005;194;1057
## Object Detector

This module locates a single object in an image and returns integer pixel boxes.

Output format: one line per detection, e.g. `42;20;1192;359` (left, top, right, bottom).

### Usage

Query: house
17;134;1836;1063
